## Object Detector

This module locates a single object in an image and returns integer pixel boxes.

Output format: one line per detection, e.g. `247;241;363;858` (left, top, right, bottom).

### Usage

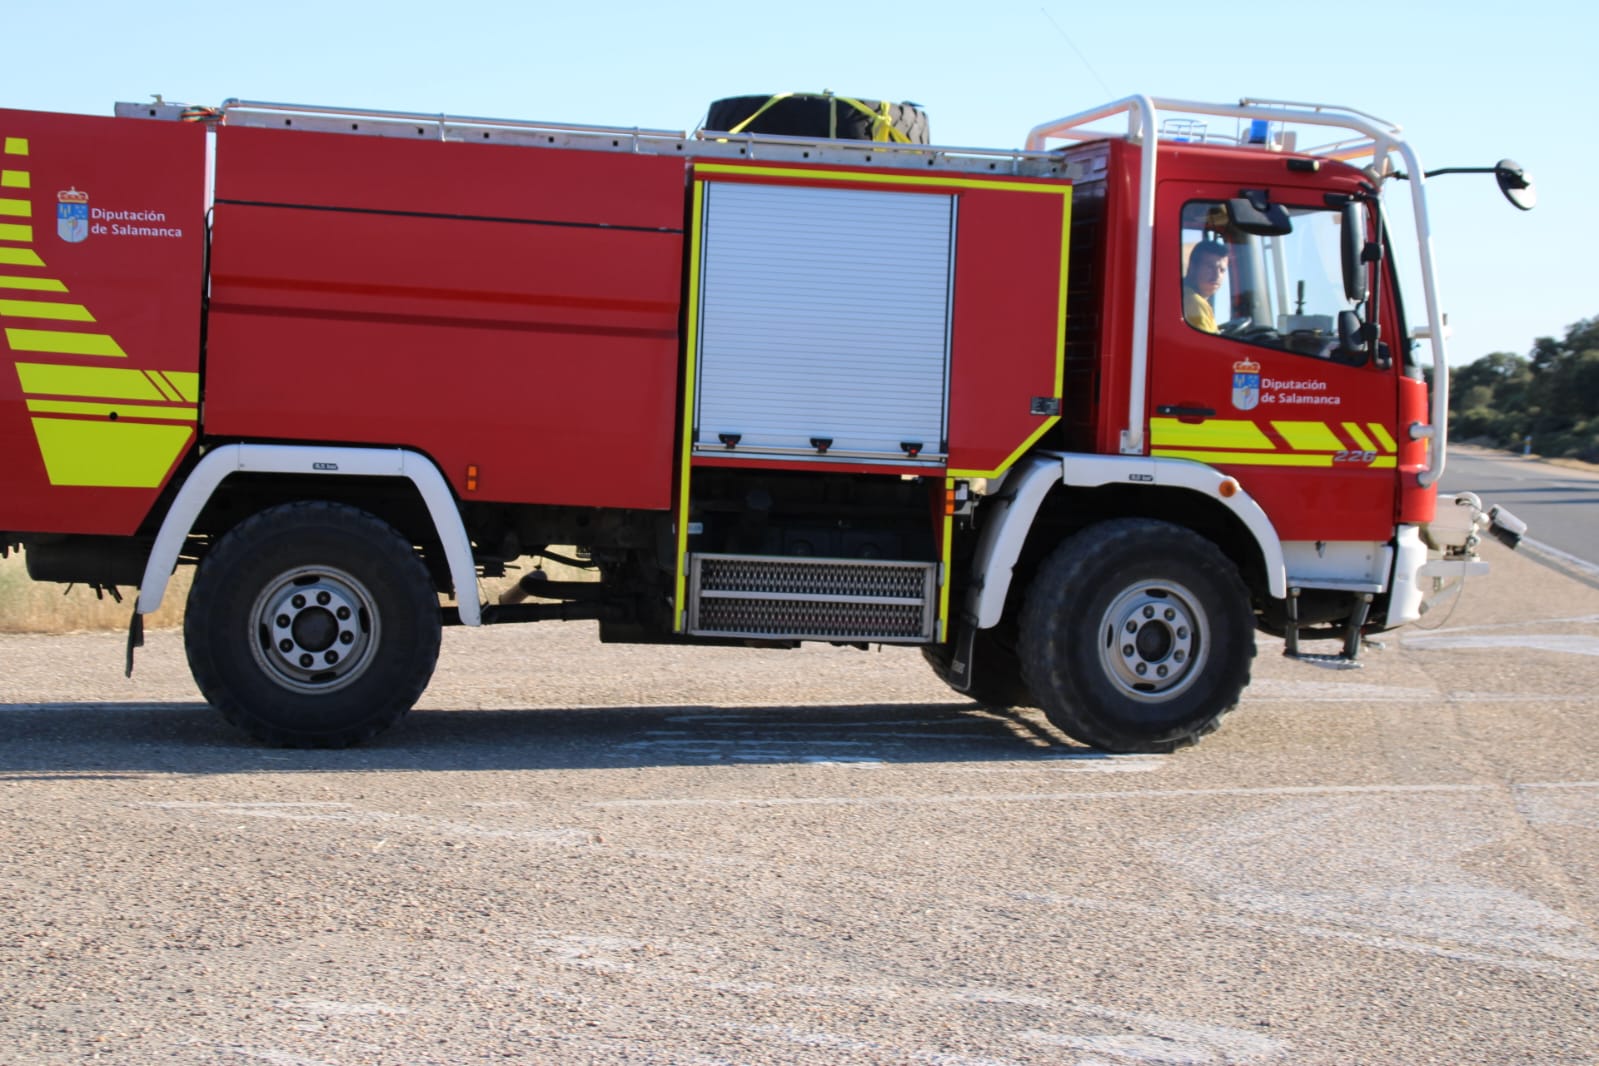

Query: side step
687;553;937;643
1282;586;1374;668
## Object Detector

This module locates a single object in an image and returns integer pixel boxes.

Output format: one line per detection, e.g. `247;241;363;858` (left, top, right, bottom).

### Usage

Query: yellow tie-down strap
1150;417;1398;468
724;92;914;144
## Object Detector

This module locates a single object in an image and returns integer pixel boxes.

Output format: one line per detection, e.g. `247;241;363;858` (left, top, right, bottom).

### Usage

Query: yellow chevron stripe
1149;417;1274;450
1368;423;1397;452
143;370;180;401
0;247;42;266
0;275;66;292
5;328;126;357
3;138;27;155
0;198;30;217
0;172;28;189
26;399;196;422
158;370;199;402
29;418;192;488
1342;422;1376;452
0;222;33;242
1271;420;1343;451
17;362;166;400
0;299;93;321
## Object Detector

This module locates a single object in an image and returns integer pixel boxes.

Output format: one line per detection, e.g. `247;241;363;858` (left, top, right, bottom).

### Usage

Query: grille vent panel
688;554;937;643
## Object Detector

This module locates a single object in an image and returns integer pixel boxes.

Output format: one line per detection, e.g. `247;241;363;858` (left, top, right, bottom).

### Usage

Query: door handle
1156;405;1216;419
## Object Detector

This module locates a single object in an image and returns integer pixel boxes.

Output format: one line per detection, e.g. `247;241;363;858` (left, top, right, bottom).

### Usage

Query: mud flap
126;610;144;678
947;615;978;692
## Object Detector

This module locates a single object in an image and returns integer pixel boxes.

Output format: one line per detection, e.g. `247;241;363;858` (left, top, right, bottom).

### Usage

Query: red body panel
945;187;1065;474
0;109;206;535
204;127;686;509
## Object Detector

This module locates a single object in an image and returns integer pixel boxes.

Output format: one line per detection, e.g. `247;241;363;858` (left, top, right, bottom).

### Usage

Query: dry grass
0;548;595;635
0;551;189;634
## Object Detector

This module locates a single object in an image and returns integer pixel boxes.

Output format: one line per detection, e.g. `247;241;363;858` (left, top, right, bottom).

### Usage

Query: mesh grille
689;554;936;643
696;598;929;641
699;557;928;599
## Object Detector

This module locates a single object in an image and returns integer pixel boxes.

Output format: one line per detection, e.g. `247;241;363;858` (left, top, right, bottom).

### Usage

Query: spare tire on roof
705;93;929;144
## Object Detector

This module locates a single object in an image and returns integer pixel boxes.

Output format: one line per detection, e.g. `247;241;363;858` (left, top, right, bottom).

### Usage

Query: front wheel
1018;520;1254;753
184;501;443;747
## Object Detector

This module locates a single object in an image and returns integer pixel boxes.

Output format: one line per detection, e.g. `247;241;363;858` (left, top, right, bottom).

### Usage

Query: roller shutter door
694;181;954;462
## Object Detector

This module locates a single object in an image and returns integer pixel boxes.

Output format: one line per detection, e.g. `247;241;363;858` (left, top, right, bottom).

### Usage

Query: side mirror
1227;195;1292;236
1338;309;1364;355
1340;201;1368;304
1495;159;1536;211
1335;310;1380;367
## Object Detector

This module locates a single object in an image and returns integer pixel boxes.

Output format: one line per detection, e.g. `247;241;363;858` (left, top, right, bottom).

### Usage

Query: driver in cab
1183;240;1228;333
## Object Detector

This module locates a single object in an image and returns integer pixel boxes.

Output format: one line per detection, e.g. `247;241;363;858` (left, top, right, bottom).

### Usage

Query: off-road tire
184;501;442;748
705;94;929;144
1018;519;1254;753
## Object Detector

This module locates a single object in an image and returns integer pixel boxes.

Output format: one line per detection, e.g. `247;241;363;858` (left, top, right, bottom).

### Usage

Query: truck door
1147;187;1400;543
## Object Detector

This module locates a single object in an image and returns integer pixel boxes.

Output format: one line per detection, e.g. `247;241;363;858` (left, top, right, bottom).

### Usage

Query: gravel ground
2;541;1596;1065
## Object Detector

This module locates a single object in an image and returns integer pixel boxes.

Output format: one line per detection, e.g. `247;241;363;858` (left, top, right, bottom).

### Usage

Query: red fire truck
0;92;1529;749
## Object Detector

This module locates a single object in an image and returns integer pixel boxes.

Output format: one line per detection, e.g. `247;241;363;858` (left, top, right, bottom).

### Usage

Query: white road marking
134;801;597;845
275;996;408;1017
1401;632;1599;656
589;782;1496;809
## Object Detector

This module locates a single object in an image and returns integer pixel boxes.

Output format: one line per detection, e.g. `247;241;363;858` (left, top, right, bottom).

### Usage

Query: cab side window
1179;199;1363;360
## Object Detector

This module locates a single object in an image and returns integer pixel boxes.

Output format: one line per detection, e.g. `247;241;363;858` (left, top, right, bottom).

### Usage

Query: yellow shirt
1184;286;1217;333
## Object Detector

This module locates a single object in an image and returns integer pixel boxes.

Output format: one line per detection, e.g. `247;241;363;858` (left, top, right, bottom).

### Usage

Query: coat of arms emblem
1231;358;1260;411
57;187;89;243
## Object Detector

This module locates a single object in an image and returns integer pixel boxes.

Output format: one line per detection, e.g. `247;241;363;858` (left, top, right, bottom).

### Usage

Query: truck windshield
1180;200;1363;361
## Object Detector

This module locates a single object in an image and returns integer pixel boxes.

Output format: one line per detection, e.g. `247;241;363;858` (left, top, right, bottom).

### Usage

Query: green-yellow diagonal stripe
0;198;30;217
160;370;199;402
1149;417;1274;450
5;328;126;357
1272;420;1343;452
0;247;43;266
0;172;29;189
0;299;93;321
0;274;66;291
0;222;33;242
1342;422;1377;452
17;362;165;400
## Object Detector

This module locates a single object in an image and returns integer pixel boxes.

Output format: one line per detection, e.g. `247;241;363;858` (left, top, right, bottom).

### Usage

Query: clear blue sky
5;0;1591;365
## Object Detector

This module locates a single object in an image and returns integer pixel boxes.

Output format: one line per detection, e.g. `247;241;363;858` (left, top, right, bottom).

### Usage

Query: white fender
136;444;482;625
967;451;1287;629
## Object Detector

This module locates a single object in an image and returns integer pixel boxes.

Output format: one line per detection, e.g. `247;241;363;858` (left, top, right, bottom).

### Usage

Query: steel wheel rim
248;565;380;694
1097;579;1208;702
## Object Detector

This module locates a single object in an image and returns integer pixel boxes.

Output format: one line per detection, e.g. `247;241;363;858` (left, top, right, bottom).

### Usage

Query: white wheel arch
967;452;1287;630
136;444;482;625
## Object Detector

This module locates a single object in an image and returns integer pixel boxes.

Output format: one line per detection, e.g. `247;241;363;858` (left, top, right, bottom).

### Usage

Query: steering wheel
1219;316;1253;336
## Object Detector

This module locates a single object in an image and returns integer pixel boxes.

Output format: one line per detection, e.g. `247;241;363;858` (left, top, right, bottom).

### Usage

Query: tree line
1442;315;1599;462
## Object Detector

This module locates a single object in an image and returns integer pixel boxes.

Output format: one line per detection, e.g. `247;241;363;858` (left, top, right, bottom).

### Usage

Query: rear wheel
1018;519;1254;753
184;501;442;747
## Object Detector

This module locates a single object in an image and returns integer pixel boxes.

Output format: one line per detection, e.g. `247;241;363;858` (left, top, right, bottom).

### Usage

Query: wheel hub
250;566;379;693
1099;580;1207;701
